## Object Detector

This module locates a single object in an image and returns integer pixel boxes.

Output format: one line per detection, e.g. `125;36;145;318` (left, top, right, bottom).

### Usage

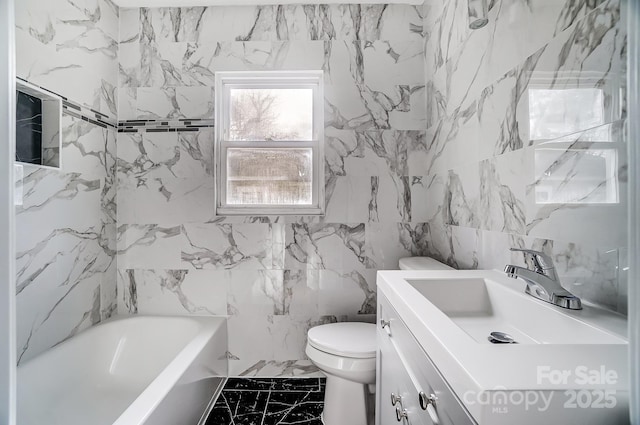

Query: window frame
215;71;325;216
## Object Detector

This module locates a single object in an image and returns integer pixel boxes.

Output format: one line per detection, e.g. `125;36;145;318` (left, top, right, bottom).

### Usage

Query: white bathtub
17;315;227;425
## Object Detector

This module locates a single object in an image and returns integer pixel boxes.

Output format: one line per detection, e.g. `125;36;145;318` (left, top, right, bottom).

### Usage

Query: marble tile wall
15;116;118;365
15;0;119;363
422;0;628;314
116;4;428;375
16;0;625;373
16;0;119;118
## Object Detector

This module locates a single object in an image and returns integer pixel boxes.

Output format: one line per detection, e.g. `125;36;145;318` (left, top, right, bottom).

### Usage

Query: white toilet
305;257;453;425
397;256;454;271
306;322;376;425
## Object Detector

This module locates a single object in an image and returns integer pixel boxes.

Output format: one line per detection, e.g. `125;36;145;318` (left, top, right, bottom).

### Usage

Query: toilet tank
398;257;453;270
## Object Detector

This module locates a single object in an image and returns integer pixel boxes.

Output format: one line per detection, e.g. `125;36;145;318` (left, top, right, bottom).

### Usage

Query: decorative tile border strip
16;77;117;129
17;79;215;133
117;119;215;133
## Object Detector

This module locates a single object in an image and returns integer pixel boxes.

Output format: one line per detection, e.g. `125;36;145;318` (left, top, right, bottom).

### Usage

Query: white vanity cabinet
376;292;476;425
376;269;629;425
377;333;429;425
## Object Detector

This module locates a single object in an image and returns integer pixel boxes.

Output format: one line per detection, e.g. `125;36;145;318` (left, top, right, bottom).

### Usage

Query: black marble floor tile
224;378;275;391
263;391;324;425
277;401;323;425
205;398;233;425
205;378;326;425
268;389;325;405
272;378;322;392
207;391;269;425
224;377;322;392
206;409;232;424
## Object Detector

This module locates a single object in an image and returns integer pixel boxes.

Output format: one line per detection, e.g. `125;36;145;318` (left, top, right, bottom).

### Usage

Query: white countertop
377;269;629;422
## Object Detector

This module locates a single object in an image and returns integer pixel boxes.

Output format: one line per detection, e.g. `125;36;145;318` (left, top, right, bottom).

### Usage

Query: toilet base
322;375;372;425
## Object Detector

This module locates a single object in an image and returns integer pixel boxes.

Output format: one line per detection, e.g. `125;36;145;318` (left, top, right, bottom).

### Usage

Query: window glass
226;148;313;205
229;88;313;141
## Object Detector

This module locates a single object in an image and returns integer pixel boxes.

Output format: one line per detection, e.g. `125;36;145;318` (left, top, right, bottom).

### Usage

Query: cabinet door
378;293;477;425
377;333;433;425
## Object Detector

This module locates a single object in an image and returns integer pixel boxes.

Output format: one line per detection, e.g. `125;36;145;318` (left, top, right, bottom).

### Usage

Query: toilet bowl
306;322;376;425
306;257;452;425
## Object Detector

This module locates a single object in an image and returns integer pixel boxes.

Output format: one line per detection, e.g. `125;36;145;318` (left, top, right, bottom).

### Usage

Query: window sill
216;206;325;216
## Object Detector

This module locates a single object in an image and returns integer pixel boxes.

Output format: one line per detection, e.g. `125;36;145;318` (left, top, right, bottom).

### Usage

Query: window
215;71;324;215
527;85;621;204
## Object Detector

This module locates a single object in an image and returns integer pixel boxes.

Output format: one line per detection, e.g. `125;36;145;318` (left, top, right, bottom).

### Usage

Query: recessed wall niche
15;80;62;169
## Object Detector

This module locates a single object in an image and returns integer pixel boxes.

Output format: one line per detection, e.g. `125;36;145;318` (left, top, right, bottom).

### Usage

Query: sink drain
488;331;517;344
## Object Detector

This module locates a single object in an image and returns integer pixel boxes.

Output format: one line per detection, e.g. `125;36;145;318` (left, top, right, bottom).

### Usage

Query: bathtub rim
110;315;227;425
17;314;228;425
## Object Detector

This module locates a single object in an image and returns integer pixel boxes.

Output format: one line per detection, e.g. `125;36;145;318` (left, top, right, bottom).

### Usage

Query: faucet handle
509;248;555;273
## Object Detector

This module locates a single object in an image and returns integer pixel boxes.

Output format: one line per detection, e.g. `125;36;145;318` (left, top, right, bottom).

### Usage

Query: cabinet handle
419;392;440;424
395;406;408;422
380;319;391;336
390;392;401;406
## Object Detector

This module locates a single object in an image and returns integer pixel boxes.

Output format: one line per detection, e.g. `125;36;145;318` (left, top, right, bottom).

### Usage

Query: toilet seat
307;322;376;359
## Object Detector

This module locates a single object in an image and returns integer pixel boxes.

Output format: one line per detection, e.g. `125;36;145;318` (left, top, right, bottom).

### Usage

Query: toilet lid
308;323;376;359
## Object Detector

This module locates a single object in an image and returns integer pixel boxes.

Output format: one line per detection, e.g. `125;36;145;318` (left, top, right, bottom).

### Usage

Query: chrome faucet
504;248;582;310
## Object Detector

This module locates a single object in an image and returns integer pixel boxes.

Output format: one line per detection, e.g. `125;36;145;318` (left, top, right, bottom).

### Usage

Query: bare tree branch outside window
229;88;313;141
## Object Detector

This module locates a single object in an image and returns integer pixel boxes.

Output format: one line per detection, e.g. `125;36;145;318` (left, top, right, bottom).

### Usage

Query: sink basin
405;277;626;345
377;269;629;425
